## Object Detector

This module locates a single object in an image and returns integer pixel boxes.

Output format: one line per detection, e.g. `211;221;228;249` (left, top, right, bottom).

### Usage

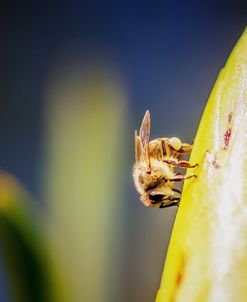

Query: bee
133;110;198;208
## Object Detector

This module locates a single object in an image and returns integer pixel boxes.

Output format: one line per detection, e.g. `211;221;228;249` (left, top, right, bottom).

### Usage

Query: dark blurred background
0;1;246;302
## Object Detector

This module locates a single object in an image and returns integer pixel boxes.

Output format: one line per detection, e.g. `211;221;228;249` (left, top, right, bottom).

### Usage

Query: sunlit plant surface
156;28;247;302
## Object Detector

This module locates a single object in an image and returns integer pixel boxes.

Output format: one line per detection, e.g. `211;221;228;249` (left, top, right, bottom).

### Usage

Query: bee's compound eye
170;137;182;151
149;194;164;203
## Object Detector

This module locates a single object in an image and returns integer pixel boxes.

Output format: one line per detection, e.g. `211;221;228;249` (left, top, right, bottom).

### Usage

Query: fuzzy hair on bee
133;110;198;208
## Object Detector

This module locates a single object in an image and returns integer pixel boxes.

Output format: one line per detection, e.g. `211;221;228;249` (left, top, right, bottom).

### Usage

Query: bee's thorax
133;159;175;196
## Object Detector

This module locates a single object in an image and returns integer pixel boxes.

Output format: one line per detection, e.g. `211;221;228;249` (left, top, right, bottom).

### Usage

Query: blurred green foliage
0;172;54;302
0;64;127;302
43;65;127;302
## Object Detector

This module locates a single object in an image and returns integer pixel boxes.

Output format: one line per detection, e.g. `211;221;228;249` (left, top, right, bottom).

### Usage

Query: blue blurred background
0;1;246;302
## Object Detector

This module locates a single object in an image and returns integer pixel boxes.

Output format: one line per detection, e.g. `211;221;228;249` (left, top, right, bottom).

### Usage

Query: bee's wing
135;130;143;163
139;110;151;169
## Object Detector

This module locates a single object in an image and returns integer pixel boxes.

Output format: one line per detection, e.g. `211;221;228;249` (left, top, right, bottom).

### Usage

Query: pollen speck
228;112;233;123
223;128;231;149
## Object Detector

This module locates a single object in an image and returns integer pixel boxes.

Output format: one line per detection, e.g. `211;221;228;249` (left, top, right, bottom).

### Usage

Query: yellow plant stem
156;28;247;302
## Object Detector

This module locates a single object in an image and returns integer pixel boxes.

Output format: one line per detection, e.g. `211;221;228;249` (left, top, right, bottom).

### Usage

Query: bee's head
140;191;164;207
141;187;180;208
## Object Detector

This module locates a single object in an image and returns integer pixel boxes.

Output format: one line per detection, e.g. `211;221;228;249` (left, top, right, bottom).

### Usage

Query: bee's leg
159;200;180;208
172;188;181;194
163;158;198;169
169;173;197;182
